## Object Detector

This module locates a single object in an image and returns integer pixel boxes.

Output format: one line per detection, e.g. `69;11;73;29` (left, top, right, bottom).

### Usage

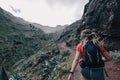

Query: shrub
109;51;120;63
48;65;70;80
61;50;70;57
39;53;48;61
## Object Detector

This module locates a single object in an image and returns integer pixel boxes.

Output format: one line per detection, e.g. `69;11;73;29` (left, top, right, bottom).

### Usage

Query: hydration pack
80;41;104;68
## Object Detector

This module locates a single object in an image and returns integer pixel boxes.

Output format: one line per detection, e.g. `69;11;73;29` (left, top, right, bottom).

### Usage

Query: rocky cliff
65;0;120;50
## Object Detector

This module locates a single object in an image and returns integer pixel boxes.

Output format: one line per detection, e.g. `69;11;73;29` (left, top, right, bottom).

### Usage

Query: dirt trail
57;42;84;80
57;42;120;80
105;62;120;80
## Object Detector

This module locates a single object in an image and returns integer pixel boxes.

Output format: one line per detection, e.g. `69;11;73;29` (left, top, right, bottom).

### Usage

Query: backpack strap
82;40;102;59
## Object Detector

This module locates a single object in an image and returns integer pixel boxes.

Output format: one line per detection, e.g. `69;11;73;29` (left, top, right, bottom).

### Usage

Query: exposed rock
77;0;120;50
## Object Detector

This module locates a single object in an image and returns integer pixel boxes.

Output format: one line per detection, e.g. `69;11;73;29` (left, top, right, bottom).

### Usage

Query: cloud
74;0;89;19
45;0;88;7
46;0;78;6
9;5;21;13
0;0;88;27
45;0;89;20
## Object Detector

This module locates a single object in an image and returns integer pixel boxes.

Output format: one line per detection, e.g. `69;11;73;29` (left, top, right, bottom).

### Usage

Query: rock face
77;0;120;50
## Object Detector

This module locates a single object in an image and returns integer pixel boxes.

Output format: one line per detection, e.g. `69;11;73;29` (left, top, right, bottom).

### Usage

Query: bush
61;50;70;57
39;53;49;62
109;51;120;63
48;65;70;80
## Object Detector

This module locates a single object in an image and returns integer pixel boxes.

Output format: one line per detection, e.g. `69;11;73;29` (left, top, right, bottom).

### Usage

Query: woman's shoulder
76;42;83;51
77;42;83;47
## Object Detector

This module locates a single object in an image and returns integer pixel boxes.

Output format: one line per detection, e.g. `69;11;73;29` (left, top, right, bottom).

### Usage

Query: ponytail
80;29;99;45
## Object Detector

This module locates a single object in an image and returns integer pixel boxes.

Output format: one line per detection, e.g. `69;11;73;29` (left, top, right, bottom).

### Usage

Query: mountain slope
77;0;120;50
32;23;67;33
0;7;70;80
56;20;81;46
57;0;120;50
0;7;50;70
55;1;120;80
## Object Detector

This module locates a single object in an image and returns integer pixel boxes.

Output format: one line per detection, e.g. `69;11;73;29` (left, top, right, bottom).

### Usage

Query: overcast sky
0;0;88;27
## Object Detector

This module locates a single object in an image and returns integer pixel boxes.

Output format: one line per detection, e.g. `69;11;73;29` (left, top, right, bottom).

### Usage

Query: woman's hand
102;56;106;61
68;73;74;80
102;51;111;62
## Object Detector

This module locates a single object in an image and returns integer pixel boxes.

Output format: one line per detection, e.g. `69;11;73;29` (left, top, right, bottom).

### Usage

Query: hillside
0;7;50;70
32;23;68;41
57;0;120;51
0;7;70;80
32;23;67;33
56;0;120;79
77;0;120;50
56;20;81;45
0;0;120;79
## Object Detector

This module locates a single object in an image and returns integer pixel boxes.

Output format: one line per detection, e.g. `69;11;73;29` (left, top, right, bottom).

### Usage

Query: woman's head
80;29;97;40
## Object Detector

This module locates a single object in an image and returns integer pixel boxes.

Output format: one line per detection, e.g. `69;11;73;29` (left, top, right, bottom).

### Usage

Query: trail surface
58;42;120;80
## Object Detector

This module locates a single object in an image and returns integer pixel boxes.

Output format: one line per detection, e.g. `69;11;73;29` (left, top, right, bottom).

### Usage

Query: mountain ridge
0;7;50;70
32;23;68;33
0;7;67;34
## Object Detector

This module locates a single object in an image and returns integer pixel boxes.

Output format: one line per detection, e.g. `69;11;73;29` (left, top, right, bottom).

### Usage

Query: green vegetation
1;6;120;80
0;8;81;80
48;50;71;80
0;8;51;71
9;46;71;80
109;51;120;63
0;8;77;80
57;20;81;47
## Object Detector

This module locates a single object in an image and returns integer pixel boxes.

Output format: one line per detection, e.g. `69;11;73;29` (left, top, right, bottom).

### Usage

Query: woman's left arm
68;51;81;80
70;51;81;72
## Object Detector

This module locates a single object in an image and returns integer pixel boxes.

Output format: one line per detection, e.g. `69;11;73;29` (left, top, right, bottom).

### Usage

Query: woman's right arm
101;51;111;62
98;42;111;62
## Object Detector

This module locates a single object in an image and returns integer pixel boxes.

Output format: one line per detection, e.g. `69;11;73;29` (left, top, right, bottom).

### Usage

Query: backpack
80;40;104;68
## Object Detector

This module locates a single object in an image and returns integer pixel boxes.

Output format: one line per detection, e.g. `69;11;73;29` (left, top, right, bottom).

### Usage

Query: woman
68;29;111;80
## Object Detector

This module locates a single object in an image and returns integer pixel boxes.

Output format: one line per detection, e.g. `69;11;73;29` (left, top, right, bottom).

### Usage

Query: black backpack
80;40;104;68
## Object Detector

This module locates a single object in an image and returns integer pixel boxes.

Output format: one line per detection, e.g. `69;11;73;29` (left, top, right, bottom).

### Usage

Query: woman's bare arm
70;51;81;72
68;51;81;80
101;51;111;62
97;41;111;62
